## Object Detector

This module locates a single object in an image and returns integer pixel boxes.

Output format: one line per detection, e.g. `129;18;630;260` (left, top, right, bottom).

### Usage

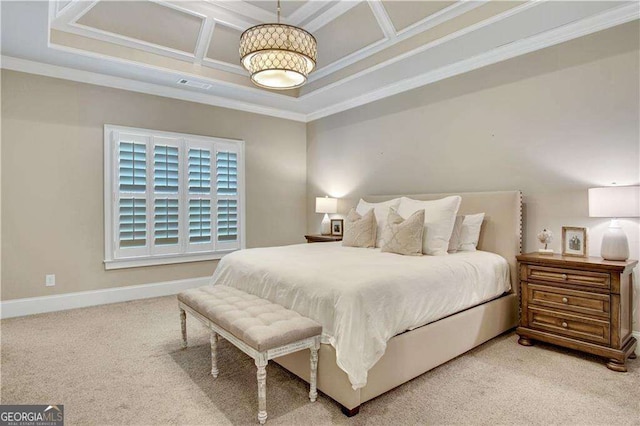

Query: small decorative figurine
537;229;554;255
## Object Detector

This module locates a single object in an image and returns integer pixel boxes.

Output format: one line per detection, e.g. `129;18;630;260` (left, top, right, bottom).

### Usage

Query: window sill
104;251;236;270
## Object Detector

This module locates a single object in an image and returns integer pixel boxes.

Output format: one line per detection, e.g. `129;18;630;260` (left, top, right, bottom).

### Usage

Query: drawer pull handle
562;297;568;304
562;322;568;328
561;274;568;280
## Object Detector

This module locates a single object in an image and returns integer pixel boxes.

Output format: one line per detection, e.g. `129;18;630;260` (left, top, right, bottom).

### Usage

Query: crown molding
305;2;640;122
0;56;307;122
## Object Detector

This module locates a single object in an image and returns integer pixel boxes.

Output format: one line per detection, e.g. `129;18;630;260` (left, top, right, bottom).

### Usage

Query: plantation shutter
119;198;146;247
189;199;211;243
115;135;149;257
106;125;243;267
119;142;146;192
188;148;211;194
154;145;179;193
152;140;180;254
216;147;240;249
186;145;214;252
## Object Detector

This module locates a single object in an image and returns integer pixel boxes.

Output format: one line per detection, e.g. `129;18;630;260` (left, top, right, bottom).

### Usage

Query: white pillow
447;215;465;253
356;198;401;247
396;196;462;256
458;213;485;252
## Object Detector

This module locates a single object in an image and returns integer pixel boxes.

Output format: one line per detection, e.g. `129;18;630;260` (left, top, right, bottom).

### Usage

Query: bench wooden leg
309;338;319;402
210;332;219;378
180;308;187;348
255;356;268;424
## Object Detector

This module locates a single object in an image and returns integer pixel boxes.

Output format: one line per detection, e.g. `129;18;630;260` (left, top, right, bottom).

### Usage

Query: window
104;125;244;269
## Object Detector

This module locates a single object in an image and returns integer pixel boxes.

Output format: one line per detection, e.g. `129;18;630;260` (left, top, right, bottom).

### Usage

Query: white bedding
209;242;511;389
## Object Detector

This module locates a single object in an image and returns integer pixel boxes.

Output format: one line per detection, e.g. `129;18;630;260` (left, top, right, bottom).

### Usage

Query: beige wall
1;71;307;300
307;22;640;330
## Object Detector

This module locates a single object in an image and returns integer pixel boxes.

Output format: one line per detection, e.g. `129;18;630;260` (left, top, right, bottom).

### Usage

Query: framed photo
331;219;343;236
562;227;588;257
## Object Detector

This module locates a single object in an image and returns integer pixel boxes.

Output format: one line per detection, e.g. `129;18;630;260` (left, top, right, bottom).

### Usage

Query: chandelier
239;0;317;90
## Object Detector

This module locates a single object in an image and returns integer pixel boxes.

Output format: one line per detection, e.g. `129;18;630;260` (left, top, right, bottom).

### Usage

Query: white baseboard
633;331;640;355
0;276;209;319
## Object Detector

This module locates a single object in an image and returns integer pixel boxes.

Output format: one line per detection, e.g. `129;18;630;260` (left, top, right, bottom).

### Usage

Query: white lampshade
315;197;338;214
588;186;640;218
588;185;639;261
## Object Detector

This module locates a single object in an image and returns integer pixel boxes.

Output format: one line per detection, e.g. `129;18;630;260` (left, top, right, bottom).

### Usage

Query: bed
210;190;522;414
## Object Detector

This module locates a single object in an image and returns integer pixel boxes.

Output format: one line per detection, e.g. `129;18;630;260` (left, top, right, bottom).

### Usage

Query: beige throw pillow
381;208;425;256
342;208;376;248
356;198;401;247
397;196;462;255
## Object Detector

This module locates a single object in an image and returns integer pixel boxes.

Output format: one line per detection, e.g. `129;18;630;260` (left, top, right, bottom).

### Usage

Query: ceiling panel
77;1;203;53
382;1;456;32
246;0;307;17
314;2;385;68
303;1;518;92
207;24;243;65
297;1;336;27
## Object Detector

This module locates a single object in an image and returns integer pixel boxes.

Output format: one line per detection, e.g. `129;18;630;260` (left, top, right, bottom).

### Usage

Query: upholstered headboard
364;191;523;293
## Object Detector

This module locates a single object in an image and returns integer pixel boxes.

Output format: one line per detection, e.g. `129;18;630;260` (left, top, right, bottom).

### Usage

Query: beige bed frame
273;190;523;415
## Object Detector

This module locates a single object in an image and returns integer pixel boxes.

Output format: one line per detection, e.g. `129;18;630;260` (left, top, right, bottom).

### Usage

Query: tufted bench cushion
178;285;322;352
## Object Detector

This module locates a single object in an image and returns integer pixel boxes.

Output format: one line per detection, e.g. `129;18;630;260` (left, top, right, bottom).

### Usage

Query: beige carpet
1;295;638;425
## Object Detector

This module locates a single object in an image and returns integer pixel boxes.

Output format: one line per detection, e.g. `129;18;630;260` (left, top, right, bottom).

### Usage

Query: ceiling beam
49;0;97;28
208;0;275;24
194;18;216;64
367;0;396;39
288;1;330;27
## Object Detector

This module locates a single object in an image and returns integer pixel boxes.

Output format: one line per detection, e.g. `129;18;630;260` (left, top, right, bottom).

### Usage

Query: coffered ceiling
1;1;638;122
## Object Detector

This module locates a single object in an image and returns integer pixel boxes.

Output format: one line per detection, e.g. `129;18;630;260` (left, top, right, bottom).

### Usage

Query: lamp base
601;220;629;261
320;214;331;235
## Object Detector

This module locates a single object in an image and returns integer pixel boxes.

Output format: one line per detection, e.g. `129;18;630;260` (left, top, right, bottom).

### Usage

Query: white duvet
209;242;510;389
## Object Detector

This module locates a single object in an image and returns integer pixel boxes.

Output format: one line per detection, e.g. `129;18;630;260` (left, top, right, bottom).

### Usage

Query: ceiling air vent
177;79;212;90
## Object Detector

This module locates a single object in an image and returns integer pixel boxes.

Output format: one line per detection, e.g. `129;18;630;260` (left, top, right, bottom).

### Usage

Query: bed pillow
447;215;465;253
381;208;424;256
356;198;401;247
458;213;485;252
342;208;376;248
397;196;462;256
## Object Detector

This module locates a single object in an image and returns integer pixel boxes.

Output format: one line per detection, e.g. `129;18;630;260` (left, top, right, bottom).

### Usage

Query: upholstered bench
177;285;322;424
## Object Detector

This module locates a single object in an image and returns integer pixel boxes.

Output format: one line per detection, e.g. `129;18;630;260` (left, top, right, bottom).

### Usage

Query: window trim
104;125;246;270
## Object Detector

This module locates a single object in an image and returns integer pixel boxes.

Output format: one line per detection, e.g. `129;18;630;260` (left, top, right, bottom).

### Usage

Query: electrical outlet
45;274;56;287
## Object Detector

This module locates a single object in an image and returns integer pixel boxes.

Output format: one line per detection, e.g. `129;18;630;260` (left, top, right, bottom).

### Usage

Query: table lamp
588;185;640;261
315;196;337;235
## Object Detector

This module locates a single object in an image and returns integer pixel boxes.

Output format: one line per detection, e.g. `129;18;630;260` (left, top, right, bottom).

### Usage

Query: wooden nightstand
304;234;342;243
516;253;637;371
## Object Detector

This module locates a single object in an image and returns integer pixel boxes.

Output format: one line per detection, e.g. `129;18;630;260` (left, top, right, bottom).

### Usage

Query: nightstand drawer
527;265;610;290
527;284;610;318
528;306;610;345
